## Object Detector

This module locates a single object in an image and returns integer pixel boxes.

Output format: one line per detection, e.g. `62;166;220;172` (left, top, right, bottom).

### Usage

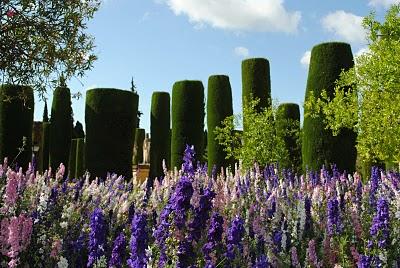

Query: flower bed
0;146;399;267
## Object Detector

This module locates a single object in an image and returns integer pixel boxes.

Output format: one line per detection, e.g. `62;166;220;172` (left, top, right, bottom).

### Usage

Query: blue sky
34;0;397;133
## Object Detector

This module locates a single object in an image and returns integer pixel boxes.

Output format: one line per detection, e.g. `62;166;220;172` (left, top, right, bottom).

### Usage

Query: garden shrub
302;42;357;172
75;137;85;178
150;92;170;180
68;139;78;178
0;84;34;169
133;128;145;165
49;86;73;174
85;88;138;179
207;75;233;174
171;80;205;169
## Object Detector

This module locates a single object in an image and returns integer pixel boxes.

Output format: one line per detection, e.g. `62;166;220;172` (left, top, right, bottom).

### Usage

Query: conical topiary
302;42;357;172
0;85;34;169
276;103;301;173
49;86;73;174
41;122;50;172
241;58;271;113
85;88;138;179
133;128;145;165
68;139;78;178
150;92;170;180
75;138;85;178
207;75;233;175
171;80;205;169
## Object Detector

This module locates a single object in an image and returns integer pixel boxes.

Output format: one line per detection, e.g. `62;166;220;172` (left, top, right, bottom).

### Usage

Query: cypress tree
41;122;50;172
75;138;85;178
302;42;357;172
241;58;271;113
149;92;171;180
73;121;85;139
0;85;34;169
43;100;49;122
85;88;138;179
276;103;301;173
133;128;145;165
68;139;78;178
49;86;73;173
207;75;233;174
171;80;205;169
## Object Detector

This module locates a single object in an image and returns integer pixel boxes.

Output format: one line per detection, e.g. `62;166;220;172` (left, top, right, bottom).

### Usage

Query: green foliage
241;58;271;114
68;139;78;178
171;80;205;169
276;103;301;173
0;0;100;96
150;92;170;180
0;84;34;169
207;75;233;174
215;98;288;170
49;86;73;173
305;5;400;168
41;122;50;172
85;88;138;179
133;128;145;165
75;138;85;178
302;42;357;172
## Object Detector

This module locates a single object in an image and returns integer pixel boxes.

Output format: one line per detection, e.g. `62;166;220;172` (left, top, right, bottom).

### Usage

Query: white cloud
300;50;311;67
164;0;301;33
368;0;400;8
234;46;250;57
322;10;366;44
355;46;370;58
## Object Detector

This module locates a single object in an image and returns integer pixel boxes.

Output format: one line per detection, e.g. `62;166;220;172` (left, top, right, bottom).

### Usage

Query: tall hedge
41;122;50;172
85;88;138;179
276;103;301;173
49;86;73;173
207;75;233;174
0;85;34;169
171;81;205;169
302;42;357;172
133;128;145;165
68;139;78;178
242;58;271;113
150;92;170;180
75;138;85;178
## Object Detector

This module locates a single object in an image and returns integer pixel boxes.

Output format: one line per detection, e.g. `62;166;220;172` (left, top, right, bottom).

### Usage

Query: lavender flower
327;198;342;236
203;212;224;262
225;216;245;262
369;197;390;249
109;232;126;268
189;187;215;241
128;213;149;268
87;208;107;267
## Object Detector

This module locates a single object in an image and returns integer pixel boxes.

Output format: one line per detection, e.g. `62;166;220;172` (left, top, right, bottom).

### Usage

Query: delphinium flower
369;167;380;210
188;187;215;241
225;216;245;263
170;176;194;230
358;255;372;268
306;239;322;268
253;255;269;268
87;208;107;267
203;212;224;265
304;196;313;236
153;204;172;267
4;171;18;208
368;197;390;263
109;232;126;268
290;246;301;268
57;256;69;268
176;239;195;268
183;145;195;176
327;198;343;236
128;212;148;268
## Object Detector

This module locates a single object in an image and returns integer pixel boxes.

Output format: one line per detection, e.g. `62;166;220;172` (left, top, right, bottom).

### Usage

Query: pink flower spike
6;9;16;18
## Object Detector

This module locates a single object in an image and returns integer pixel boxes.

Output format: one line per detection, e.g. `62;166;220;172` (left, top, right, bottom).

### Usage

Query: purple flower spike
109;232;126;268
128;213;149;268
87;208;107;267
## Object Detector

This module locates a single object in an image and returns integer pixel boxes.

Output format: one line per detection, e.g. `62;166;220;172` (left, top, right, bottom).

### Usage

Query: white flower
60;221;68;229
57;256;69;268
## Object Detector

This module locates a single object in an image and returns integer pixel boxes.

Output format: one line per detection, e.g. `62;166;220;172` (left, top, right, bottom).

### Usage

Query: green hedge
171;81;205;169
75;138;85;178
150;92;171;180
68;139;78;178
207;75;233;174
41;122;50;172
133;128;145;165
276;103;301;173
0;85;34;169
241;58;271;113
49;86;73;174
85;88;138;179
302;42;357;172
